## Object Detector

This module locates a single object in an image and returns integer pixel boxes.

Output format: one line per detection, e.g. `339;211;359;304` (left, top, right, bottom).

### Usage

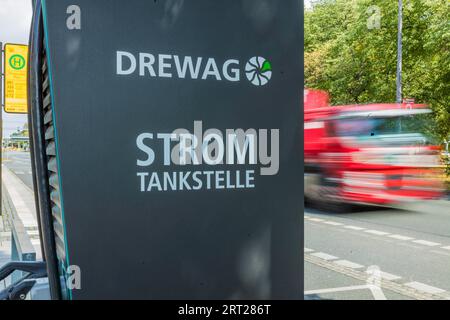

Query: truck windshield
335;112;437;143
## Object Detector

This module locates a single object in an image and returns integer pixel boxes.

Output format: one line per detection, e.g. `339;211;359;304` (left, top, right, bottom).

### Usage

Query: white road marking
431;250;450;257
366;270;401;281
333;260;364;269
311;252;338;261
364;230;390;236
388;234;414;241
441;246;450;251
412;240;441;247
305;285;370;295
344;225;365;231
404;282;446;294
323;221;344;226
304;248;314;253
309;218;324;222
305;285;387;300
14;171;25;175
368;285;388;300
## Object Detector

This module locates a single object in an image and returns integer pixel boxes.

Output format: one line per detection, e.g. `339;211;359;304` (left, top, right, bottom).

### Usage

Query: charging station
26;0;303;299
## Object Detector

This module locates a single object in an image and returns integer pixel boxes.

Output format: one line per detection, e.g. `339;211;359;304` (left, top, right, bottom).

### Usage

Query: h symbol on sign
12;57;22;67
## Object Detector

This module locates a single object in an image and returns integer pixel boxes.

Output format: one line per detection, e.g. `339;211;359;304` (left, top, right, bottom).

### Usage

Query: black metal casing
28;0;304;300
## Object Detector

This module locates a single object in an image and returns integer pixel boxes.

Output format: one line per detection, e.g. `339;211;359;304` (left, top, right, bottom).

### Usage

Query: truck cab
304;89;444;210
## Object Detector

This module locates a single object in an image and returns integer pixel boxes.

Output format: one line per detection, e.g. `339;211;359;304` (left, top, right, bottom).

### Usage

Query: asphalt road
305;201;450;300
2;150;34;190
2;150;449;300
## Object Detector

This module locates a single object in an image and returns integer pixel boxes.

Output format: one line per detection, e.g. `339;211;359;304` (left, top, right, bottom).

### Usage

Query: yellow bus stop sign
4;44;28;114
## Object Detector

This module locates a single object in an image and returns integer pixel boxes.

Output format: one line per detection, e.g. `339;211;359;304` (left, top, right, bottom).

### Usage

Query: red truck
304;89;443;211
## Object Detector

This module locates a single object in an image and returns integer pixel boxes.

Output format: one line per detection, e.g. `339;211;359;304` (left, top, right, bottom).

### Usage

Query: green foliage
305;0;450;141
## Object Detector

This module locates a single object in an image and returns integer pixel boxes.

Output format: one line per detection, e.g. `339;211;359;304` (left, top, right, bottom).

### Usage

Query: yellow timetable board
4;44;28;113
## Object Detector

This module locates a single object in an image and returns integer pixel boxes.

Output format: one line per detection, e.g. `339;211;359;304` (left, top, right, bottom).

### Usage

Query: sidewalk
0;214;11;268
1;165;42;265
0;215;10;290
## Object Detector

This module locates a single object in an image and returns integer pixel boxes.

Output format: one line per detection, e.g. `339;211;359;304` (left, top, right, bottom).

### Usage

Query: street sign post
32;0;303;299
3;44;29;114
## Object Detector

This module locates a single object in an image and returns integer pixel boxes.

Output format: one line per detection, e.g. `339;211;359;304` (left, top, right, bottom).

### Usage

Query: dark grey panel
42;0;303;299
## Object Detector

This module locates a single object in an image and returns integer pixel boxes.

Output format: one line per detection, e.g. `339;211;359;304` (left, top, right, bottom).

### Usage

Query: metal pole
396;0;403;103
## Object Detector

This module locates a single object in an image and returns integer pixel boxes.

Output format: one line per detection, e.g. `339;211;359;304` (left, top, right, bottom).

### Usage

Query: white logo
116;51;272;87
245;57;272;86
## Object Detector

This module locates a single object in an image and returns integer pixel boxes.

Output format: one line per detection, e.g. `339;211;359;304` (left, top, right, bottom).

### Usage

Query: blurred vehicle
304;89;444;211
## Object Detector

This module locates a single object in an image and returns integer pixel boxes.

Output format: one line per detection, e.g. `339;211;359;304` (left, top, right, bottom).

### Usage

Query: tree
305;0;449;141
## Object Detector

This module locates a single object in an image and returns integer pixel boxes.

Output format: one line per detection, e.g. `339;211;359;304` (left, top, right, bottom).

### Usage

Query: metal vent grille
42;46;66;262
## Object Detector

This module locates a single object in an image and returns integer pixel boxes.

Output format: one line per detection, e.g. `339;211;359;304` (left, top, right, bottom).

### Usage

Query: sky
0;0;32;138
